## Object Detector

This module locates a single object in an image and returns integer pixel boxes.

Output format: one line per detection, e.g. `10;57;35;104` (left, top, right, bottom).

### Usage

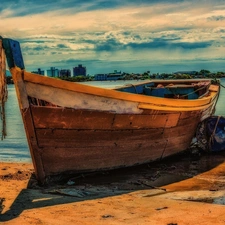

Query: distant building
59;69;71;78
73;64;86;76
32;68;44;75
174;71;197;75
47;67;59;77
94;74;108;81
107;70;123;80
94;70;124;81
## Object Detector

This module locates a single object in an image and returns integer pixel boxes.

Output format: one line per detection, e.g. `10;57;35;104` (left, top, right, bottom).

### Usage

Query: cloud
93;37;213;53
208;15;225;21
1;0;225;73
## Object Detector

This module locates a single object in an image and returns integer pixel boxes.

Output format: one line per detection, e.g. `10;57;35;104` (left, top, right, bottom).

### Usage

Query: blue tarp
196;116;225;152
206;116;225;152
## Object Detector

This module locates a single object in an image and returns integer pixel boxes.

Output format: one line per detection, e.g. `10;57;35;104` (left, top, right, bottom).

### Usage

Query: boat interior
116;80;211;99
27;79;212;107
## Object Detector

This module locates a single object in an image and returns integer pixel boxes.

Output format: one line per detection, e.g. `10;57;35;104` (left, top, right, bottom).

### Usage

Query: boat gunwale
12;67;219;109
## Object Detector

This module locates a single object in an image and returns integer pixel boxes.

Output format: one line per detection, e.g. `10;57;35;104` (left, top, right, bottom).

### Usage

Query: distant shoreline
6;73;225;85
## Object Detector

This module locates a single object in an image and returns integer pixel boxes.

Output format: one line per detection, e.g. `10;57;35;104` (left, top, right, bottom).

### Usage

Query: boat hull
24;96;215;184
9;70;221;184
0;37;220;185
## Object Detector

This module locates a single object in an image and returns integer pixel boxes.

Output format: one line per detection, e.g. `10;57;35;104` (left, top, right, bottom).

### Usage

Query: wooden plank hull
23;99;213;184
1;37;220;184
32;108;199;175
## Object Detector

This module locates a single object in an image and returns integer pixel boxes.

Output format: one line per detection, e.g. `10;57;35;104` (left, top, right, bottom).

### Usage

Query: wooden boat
0;37;220;185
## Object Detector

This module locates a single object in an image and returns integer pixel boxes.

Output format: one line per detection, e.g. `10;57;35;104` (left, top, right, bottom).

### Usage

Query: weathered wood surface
10;70;46;181
23;73;219;108
38;132;194;175
30;106;201;177
31;107;180;129
13;77;220;184
9;69;221;184
26;82;142;114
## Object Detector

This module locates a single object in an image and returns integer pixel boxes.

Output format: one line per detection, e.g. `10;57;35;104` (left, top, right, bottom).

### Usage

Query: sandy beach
1;152;225;225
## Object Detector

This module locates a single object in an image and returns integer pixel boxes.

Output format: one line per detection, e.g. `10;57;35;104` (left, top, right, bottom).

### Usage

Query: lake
1;79;225;162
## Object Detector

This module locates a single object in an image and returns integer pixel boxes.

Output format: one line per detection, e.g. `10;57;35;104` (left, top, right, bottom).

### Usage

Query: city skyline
1;0;225;74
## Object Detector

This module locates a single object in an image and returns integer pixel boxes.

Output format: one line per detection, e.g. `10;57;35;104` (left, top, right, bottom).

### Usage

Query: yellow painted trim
138;102;213;111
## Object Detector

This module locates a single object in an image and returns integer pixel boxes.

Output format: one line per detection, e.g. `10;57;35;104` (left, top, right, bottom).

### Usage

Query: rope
208;116;221;151
0;40;8;140
220;83;225;89
167;84;210;98
128;84;138;94
210;74;225;89
122;83;138;93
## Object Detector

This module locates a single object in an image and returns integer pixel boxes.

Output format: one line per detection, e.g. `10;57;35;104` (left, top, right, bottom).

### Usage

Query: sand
1;154;225;225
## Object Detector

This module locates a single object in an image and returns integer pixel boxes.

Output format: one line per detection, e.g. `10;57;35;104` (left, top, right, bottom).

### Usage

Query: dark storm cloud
58;58;101;64
19;39;51;44
56;44;69;49
95;38;126;51
94;37;213;52
21;42;51;54
127;39;212;50
22;43;69;53
208;16;225;21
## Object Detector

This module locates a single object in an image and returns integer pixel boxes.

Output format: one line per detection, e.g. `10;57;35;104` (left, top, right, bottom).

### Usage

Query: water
1;85;30;162
1;79;225;162
214;78;225;116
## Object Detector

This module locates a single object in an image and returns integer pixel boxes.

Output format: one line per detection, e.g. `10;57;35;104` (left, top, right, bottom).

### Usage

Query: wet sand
1;151;225;224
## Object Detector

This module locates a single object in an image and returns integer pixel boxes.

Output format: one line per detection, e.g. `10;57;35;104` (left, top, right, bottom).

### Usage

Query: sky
1;0;225;75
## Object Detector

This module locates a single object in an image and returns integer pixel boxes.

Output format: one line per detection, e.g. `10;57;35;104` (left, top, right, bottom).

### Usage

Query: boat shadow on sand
1;149;225;221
